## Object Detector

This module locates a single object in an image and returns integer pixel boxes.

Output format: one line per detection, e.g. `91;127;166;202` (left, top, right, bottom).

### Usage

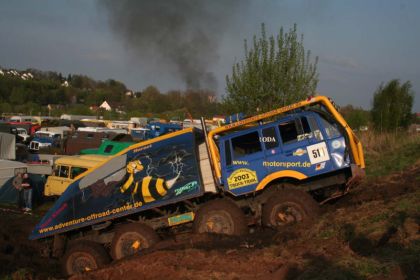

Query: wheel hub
201;211;234;234
119;233;147;257
71;253;97;273
272;203;304;226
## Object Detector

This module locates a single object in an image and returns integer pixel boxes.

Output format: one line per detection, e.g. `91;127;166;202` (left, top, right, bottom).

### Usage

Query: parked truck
130;122;182;141
30;96;365;275
29;127;71;153
44;155;110;196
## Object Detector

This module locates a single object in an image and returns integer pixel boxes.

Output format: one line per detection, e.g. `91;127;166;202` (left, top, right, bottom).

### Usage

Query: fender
255;170;307;191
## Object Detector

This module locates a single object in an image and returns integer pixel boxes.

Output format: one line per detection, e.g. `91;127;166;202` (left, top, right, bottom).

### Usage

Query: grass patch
367;212;390;224
317;228;338;239
361;132;420;178
346;257;388;279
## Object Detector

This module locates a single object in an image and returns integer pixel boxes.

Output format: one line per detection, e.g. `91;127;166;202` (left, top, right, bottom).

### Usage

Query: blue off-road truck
30;96;365;275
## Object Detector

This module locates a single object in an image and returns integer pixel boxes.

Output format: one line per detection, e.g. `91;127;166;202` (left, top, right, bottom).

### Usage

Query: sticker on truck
306;142;330;164
227;168;258;190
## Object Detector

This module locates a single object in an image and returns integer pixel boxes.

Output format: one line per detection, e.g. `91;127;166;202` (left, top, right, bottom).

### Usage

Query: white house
99;101;112;111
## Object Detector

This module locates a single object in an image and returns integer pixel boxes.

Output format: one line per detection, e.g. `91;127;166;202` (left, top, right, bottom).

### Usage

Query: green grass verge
365;136;420;178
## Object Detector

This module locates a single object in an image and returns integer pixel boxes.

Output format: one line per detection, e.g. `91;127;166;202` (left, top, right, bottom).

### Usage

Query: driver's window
58;166;69;178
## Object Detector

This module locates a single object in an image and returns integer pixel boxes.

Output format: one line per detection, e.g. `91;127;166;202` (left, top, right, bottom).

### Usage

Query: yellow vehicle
44;155;109;196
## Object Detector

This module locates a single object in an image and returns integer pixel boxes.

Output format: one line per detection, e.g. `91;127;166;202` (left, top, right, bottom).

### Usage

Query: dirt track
1;164;419;280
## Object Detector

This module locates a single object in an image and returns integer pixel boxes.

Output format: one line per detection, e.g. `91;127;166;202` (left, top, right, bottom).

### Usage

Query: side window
307;116;324;141
297;117;313;141
319;117;341;139
70;167;87;179
278;120;298;144
301;117;311;134
231;131;262;158
262;127;279;149
224;140;232;166
58;166;69;178
104;145;114;153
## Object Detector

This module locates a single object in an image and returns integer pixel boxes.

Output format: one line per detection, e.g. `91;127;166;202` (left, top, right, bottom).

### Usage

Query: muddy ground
0;164;419;280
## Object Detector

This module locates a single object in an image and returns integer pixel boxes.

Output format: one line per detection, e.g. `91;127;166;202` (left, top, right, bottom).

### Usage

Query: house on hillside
99;101;112;111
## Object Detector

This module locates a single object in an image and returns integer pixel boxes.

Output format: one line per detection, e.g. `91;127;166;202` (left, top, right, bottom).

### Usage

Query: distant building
99;101;112;111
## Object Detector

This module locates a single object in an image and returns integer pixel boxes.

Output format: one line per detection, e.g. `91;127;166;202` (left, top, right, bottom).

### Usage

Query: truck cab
44;155;109;196
79;140;135;156
145;122;182;139
29;131;62;152
218;110;351;197
16;127;31;143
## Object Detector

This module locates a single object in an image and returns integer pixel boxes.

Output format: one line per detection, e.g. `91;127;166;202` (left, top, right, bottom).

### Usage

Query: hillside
0;67;221;119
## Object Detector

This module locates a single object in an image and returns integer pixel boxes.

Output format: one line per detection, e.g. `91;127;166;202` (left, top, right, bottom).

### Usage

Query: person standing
21;173;33;213
12;172;24;210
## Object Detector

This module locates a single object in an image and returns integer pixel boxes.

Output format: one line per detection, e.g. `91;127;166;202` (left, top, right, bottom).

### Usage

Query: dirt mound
342;163;420;205
70;248;286;280
0;210;60;279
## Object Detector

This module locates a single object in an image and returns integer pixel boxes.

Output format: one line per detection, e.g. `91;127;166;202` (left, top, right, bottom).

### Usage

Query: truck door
314;114;349;172
264;117;317;176
45;165;72;196
221;130;268;195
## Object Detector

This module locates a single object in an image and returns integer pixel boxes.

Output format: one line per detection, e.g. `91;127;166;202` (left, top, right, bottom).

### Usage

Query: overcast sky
0;0;418;111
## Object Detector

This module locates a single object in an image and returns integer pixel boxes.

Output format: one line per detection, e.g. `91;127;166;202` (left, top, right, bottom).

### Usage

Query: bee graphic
120;160;180;204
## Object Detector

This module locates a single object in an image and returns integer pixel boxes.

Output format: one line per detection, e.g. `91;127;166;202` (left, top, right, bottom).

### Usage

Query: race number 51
306;142;330;164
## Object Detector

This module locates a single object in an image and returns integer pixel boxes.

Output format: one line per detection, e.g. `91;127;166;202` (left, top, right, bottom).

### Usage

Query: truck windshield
71;167;87;179
36;133;52;138
319;116;341;139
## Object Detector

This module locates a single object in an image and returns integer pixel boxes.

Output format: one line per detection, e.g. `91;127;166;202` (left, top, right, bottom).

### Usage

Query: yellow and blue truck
30;96;365;275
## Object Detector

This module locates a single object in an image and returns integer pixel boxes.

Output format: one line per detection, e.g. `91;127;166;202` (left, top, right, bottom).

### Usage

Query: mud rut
0;164;419;279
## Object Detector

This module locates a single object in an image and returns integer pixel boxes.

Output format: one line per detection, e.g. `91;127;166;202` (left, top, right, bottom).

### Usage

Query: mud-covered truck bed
31;128;212;240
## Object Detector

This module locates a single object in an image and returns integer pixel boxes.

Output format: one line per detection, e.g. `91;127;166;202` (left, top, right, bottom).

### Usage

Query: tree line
1;23;416;130
224;23;416;131
0;70;222;120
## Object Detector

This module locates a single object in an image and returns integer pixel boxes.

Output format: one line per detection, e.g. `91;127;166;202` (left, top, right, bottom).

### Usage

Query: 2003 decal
227;168;258;190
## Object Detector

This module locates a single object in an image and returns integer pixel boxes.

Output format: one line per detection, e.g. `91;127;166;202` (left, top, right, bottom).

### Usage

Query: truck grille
30;142;39;150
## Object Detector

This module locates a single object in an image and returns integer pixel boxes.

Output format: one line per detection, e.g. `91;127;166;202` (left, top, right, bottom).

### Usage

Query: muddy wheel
110;223;160;260
262;189;320;227
193;199;247;235
61;241;110;276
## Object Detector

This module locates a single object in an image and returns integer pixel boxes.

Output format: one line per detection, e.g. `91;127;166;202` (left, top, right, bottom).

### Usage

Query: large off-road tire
61;240;110;276
193;199;247;235
262;188;321;227
110;223;160;260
